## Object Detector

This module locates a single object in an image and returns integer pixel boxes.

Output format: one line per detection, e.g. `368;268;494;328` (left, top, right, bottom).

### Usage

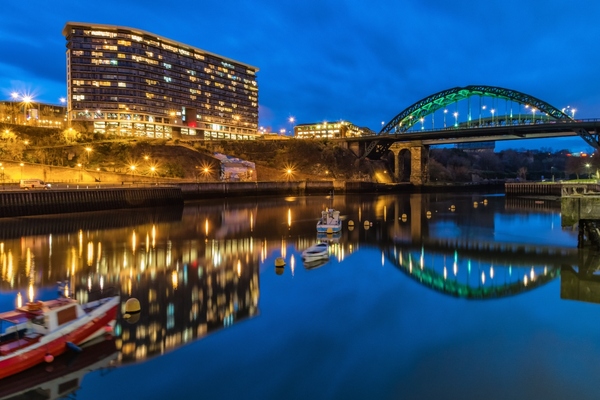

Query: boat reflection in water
0;335;118;400
303;257;330;270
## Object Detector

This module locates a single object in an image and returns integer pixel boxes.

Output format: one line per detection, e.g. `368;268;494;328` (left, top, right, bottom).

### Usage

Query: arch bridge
349;85;600;184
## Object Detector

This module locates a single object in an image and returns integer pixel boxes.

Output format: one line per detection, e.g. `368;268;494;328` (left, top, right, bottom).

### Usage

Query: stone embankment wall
0;187;182;218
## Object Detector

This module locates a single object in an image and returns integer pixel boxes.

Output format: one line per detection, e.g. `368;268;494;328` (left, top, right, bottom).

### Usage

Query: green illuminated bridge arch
384;247;560;299
380;85;572;134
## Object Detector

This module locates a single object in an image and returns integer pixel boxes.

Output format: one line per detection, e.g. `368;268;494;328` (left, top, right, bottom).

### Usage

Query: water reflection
0;335;117;399
561;250;600;304
0;192;585;394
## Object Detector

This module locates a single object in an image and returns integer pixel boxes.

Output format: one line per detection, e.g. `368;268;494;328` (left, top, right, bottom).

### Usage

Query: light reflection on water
1;193;600;399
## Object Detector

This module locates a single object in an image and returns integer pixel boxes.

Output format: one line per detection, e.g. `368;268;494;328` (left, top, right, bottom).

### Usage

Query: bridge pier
389;142;429;185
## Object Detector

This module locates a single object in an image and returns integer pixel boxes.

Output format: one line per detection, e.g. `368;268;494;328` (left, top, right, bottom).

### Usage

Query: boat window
56;305;78;326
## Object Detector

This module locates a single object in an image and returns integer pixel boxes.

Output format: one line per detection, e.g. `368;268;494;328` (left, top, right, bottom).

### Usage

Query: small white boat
301;242;329;259
316;209;342;233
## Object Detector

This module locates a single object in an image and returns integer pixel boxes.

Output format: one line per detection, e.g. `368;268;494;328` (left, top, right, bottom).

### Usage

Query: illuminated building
0;100;66;127
294;120;374;139
62;22;259;140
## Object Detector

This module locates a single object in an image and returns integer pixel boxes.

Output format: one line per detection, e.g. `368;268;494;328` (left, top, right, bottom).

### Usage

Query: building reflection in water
0;193;583;373
0;205;260;368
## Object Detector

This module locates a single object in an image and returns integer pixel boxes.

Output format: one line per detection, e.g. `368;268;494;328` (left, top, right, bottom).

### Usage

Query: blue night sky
1;0;599;152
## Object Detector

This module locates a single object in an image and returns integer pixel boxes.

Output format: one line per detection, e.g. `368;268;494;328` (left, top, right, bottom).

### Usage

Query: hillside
2;125;385;181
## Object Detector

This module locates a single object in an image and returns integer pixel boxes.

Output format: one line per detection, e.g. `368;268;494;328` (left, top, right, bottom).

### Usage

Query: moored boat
316;209;342;233
302;242;329;259
0;294;119;379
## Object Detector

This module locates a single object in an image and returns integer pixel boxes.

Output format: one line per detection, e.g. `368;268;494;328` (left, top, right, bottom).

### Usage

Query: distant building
294;121;374;139
214;153;256;182
62;22;259;140
0;101;66;128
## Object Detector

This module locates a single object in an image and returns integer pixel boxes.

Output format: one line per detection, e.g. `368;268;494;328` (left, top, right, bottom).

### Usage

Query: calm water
1;192;599;400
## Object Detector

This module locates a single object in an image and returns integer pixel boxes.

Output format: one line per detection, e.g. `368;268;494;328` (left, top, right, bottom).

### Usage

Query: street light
586;163;591;179
491;109;495;125
77;163;82;182
288;116;296;135
150;166;156;184
130;165;136;183
444;109;448;128
453;112;458;127
19;163;24;180
22;95;32;124
85;146;92;165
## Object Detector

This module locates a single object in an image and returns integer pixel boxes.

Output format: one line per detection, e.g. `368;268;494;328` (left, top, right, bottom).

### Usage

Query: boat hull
316;224;342;233
0;296;119;380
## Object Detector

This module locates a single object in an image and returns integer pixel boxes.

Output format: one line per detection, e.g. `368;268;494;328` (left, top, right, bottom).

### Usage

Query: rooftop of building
62;22;259;72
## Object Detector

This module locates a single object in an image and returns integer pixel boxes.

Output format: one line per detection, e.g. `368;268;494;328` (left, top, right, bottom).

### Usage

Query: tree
565;156;585;179
0;130;25;160
61;127;81;144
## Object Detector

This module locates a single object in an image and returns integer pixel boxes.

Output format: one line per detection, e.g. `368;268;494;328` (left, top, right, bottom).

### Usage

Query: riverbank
0;180;507;218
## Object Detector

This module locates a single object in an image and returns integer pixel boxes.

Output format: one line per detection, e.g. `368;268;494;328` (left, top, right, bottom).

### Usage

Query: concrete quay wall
505;182;600;197
0;187;183;218
179;180;420;199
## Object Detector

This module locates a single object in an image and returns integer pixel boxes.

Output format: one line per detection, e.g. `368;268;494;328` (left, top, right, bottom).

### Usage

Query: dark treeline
428;147;598;182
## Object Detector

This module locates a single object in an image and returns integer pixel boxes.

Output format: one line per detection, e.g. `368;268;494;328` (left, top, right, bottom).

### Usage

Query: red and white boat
0;295;119;379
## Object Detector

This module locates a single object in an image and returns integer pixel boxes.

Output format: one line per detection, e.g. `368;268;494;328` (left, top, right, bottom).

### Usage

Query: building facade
294;120;374;139
63;22;259;140
0;101;66;128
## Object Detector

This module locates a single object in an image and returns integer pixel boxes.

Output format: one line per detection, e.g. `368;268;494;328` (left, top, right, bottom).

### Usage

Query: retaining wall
0;187;183;218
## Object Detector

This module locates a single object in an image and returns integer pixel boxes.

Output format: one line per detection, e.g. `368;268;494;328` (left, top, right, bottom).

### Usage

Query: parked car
19;179;51;189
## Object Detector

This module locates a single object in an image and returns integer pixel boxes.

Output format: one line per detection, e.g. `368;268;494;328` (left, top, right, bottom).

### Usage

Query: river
0;191;599;400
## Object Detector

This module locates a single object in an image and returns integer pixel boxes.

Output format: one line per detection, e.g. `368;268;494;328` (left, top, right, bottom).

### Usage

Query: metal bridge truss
363;85;599;159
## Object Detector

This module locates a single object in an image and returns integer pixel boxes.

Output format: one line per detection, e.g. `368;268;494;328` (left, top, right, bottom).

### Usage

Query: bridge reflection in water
0;192;585;379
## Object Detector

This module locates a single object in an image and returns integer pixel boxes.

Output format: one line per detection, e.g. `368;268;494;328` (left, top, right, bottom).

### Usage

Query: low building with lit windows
0;100;66;128
294;120;374;139
62;22;259;140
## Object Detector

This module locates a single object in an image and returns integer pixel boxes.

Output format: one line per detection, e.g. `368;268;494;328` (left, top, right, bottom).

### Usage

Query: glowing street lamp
453;112;458;127
22;95;32;124
85;146;92;165
288;116;296;135
491;109;495;125
420;117;424;130
444;109;448;128
571;108;576;119
531;108;537;123
586;163;591;179
150;166;156;184
19;162;24;180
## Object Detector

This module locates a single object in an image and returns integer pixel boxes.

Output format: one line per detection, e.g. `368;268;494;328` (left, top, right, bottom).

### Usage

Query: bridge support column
389;141;429;185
